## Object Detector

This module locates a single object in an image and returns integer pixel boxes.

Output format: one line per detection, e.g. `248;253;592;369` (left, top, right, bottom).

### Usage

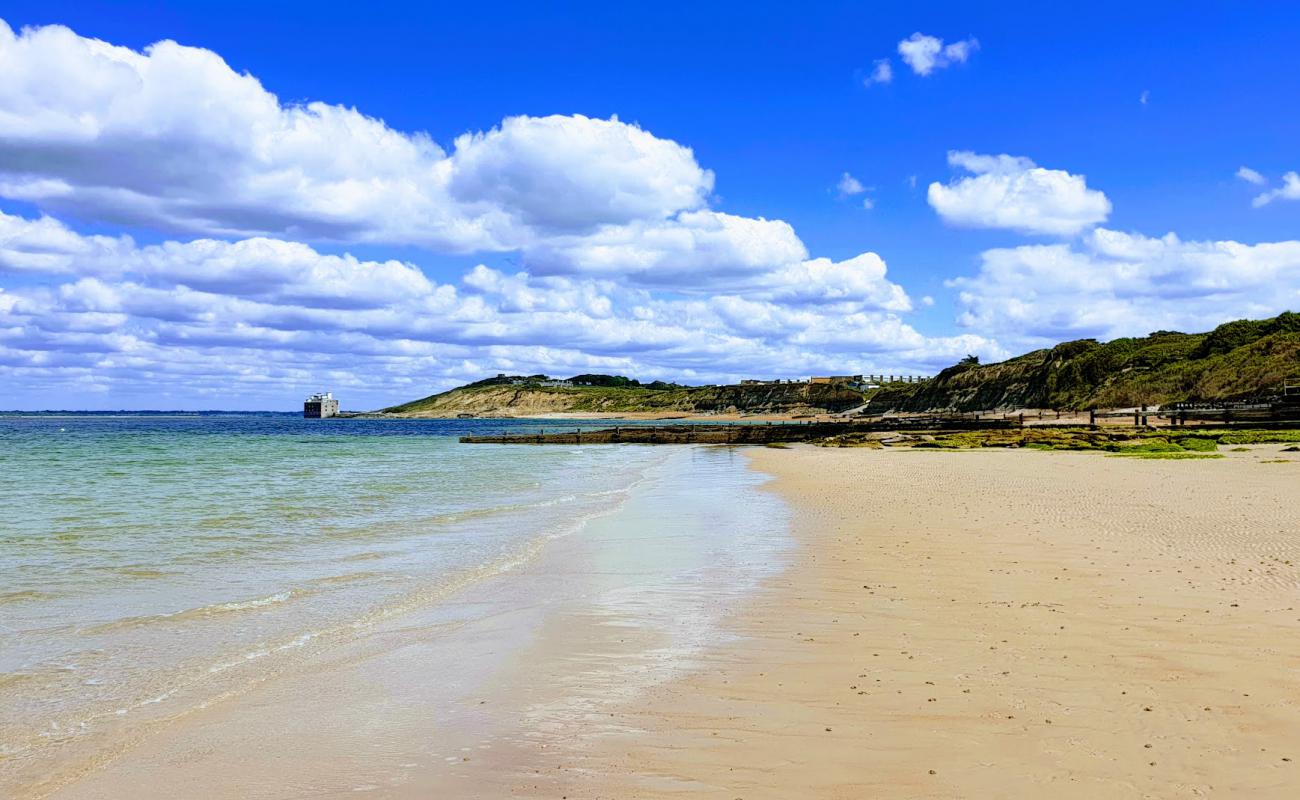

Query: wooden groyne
459;417;1018;446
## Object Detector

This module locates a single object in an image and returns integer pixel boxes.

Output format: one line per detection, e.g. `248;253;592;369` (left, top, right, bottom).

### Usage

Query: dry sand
543;445;1300;799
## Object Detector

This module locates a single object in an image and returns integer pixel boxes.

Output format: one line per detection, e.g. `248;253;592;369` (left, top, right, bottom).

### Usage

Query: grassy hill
868;312;1300;413
383;376;866;417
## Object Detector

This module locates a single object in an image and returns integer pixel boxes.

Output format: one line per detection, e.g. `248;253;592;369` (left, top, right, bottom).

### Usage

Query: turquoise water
3;415;756;781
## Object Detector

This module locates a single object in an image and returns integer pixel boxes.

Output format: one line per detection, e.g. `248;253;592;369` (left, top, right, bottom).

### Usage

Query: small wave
79;589;306;634
587;487;632;498
208;631;318;674
0;589;54;605
307;570;386;587
91;565;175;580
341;550;386;562
537;493;578;507
433;494;576;525
209;590;297;613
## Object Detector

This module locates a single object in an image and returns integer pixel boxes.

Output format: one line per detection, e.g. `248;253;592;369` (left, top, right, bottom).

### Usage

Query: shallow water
0;414;788;796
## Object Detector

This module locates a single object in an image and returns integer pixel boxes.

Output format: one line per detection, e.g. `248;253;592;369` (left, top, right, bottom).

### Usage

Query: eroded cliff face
383;382;865;417
386;386;614;417
670;382;864;413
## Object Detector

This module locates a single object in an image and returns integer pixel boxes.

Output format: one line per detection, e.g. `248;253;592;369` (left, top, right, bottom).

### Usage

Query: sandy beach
22;444;1300;799
545;445;1300;798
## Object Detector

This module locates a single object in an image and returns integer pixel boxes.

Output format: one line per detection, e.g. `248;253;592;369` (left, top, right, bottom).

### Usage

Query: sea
0;413;790;795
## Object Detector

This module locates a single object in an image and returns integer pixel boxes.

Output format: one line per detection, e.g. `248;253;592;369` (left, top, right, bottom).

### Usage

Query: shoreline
29;446;790;800
546;444;1300;798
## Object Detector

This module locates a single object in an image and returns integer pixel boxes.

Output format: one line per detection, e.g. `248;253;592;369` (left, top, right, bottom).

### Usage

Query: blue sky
1;2;1298;409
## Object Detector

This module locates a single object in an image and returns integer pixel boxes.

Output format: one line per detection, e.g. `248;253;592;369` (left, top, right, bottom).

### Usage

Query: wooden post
1089;409;1096;427
1019;413;1024;427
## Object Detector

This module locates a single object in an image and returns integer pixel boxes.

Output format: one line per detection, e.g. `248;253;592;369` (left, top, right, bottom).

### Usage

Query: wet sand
545;446;1300;798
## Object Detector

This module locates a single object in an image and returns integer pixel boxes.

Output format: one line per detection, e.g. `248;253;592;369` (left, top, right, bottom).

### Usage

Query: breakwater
459;417;1018;445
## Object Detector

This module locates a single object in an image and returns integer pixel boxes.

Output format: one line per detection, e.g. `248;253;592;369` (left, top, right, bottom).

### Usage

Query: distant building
304;391;339;418
504;377;573;387
860;374;932;385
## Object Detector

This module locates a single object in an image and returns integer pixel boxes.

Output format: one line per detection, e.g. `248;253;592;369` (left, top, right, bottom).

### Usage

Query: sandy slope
552;446;1300;799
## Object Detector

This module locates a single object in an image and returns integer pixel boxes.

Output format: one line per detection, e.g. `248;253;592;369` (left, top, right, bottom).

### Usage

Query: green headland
383;312;1300;418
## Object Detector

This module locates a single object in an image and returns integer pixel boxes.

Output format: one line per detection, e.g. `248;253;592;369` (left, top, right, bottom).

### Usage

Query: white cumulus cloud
897;33;978;76
948;227;1300;348
1252;171;1300;207
0;18;930;296
521;211;811;285
446;114;713;236
863;59;893;86
0;21;714;256
837;172;866;196
927;151;1111;236
1236;166;1266;185
0;209;997;408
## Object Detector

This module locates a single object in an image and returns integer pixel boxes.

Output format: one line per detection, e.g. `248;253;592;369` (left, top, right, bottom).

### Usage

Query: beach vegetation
809;426;1300;461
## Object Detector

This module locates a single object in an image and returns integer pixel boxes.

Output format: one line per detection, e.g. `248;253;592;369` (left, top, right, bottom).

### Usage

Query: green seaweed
1106;451;1224;459
1214;430;1300;444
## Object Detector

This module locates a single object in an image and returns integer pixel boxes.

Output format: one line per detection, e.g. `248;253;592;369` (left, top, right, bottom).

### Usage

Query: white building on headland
505;378;573;388
304;391;339;418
